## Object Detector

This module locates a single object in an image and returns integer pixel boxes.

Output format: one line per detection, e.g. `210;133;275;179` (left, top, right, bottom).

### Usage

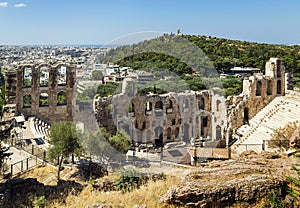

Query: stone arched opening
199;97;205;110
166;99;173;114
57;91;67;105
128;103;135;113
216;125;222;140
58;65;67;86
155;126;164;147
243;107;249;125
267;80;273;96
277;80;282;95
23;94;32;108
256;80;262;96
155;101;163;110
166;127;172;140
216;100;221;111
39;66;50;87
23;67;32;87
39;93;49;107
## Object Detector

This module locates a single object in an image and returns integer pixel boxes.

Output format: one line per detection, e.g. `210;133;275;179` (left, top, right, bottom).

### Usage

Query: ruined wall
224;58;287;141
94;78;226;146
95;58;291;147
4;63;76;123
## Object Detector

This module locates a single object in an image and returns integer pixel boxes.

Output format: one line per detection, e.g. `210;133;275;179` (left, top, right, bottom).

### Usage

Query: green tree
81;128;131;167
91;70;104;80
97;82;120;98
48;121;81;180
109;130;131;154
81;129;114;168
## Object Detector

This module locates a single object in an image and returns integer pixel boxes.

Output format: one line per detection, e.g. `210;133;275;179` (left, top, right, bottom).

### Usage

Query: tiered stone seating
29;117;51;140
233;96;300;154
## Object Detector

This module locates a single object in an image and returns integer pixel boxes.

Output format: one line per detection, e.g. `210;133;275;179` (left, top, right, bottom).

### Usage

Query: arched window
23;94;32;108
145;101;152;111
199;97;205;110
216;125;222;140
184;99;189;108
175;127;179;139
256;80;262;96
216;100;221;111
166;99;173;109
166;127;172;140
23;67;32;87
267;80;273;96
155;101;163;110
166;99;173;114
155;126;164;147
243;108;249;125
39;66;50;86
171;119;176;125
39;93;49;106
57;91;67;105
277;80;282;95
58;65;67;86
128;103;135;113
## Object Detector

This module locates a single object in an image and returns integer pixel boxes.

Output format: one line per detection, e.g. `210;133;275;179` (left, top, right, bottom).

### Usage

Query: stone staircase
232;96;300;154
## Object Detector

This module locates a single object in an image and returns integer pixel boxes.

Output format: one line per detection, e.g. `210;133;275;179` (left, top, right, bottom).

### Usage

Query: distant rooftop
230;67;261;72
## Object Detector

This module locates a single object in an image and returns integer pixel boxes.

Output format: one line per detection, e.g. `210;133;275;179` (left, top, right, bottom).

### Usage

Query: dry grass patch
18;165;78;185
49;175;180;208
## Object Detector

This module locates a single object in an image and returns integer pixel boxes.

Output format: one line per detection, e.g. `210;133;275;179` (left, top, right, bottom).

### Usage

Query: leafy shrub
262;191;284;208
115;167;140;192
33;196;46;208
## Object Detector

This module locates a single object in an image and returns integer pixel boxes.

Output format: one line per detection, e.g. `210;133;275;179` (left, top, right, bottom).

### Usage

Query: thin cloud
0;2;8;7
14;3;27;8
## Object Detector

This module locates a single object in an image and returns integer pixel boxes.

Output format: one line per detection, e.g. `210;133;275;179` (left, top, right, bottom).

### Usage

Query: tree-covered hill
99;34;300;97
104;34;300;74
184;34;300;73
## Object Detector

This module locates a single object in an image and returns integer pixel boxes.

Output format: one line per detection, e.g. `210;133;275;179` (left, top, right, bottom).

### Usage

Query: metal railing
2;152;45;178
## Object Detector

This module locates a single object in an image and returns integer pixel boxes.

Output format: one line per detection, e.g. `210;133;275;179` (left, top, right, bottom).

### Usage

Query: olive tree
48;121;81;180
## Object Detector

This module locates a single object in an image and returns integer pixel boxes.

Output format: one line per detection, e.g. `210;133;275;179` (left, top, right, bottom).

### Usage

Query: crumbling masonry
94;58;292;147
4;63;76;123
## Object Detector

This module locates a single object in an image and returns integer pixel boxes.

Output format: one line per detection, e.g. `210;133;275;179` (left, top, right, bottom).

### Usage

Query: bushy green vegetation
115;167;140;192
96;82;120;98
221;77;243;97
48;121;81;180
101;34;300;96
81;128;131;167
105;34;300;74
184;35;300;73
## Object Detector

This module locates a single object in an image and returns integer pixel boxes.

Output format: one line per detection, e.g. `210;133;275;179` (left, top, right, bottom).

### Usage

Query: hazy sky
0;0;300;45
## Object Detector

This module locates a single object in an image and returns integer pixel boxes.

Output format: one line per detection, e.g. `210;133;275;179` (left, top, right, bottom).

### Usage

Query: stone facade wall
94;58;292;147
94;78;226;146
4;63;76;123
224;58;287;142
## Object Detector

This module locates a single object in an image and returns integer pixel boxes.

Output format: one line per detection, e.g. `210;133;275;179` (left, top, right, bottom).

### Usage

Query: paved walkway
4;147;43;177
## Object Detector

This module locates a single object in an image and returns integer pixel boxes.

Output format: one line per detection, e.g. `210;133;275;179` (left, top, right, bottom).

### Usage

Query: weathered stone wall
4;63;76;123
94;58;291;147
224;58;287;141
94;79;226;146
0;178;83;208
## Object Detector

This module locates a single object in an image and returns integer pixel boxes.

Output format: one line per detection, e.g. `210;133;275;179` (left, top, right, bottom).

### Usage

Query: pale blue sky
0;0;299;45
